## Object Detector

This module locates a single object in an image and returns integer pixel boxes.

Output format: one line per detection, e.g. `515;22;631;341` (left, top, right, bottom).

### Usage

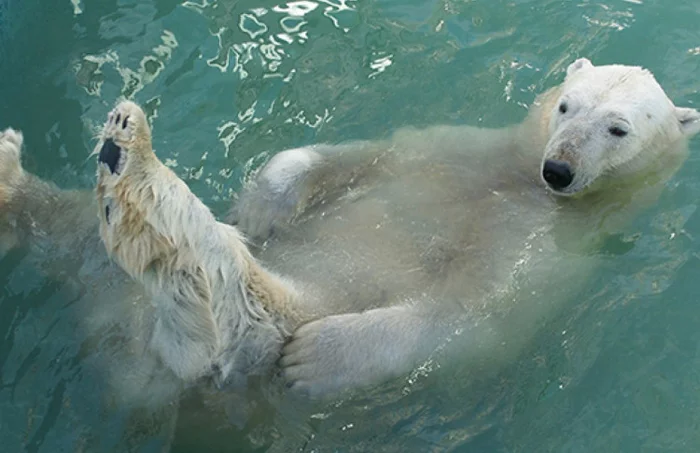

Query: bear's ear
676;106;700;137
566;58;593;77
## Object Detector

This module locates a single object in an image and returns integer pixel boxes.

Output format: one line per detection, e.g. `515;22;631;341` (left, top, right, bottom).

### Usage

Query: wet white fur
95;102;299;386
235;59;700;397
1;59;697;405
543;58;700;194
98;60;700;398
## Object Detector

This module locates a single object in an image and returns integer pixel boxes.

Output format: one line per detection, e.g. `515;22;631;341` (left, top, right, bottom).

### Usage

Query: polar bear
87;58;700;400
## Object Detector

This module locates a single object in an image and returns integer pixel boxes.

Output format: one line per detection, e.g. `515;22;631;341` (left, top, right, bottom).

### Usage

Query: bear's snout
99;139;122;175
542;159;574;191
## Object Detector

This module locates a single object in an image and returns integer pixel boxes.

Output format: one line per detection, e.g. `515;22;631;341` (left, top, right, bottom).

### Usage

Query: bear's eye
559;102;568;114
608;126;628;137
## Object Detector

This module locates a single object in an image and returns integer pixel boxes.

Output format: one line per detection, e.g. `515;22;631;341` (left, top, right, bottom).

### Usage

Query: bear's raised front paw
280;313;383;399
96;101;151;177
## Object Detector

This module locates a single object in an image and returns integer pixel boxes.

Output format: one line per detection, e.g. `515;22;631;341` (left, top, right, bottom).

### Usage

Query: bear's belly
254;174;574;319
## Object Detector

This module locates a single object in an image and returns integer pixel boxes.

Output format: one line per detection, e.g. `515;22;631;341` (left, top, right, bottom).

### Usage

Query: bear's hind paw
97;101;151;176
0;128;23;152
0;128;25;190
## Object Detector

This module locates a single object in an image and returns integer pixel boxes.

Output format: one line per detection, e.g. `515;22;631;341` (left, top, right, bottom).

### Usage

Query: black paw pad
99;138;122;174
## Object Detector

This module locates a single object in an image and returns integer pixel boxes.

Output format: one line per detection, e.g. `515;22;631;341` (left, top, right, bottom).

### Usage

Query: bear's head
541;58;700;196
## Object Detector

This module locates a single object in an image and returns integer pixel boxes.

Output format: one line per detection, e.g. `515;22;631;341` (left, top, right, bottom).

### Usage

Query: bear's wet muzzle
542;159;574;191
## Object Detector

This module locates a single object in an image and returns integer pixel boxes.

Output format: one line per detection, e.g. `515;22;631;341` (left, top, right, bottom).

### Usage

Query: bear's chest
257;171;559;315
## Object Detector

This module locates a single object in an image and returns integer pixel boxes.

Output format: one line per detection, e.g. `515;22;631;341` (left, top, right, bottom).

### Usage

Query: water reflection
181;0;359;160
75;31;178;98
70;0;83;15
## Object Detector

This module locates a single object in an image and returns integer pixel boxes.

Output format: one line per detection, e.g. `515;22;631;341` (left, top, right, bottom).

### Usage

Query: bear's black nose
99;138;122;174
542;159;574;190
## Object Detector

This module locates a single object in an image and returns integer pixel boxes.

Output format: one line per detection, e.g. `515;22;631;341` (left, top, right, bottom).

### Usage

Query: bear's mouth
545;176;594;197
98;138;126;175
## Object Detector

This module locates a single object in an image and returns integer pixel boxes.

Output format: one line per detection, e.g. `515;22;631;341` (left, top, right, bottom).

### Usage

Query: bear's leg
280;302;497;398
0;127;101;260
96;101;298;385
96;101;222;383
230;140;389;242
229;147;322;242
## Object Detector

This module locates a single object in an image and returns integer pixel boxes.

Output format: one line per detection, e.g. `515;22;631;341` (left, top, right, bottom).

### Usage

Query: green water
1;0;700;451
